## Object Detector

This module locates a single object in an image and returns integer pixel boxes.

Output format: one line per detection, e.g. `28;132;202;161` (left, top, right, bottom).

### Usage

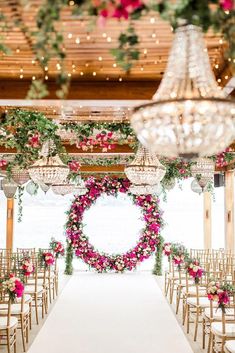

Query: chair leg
20;315;26;352
14;329;17;353
170;281;174;304
7;329;10;353
176;286;181;314
207;331;212;353
194;307;200;341
202;318;205;349
35;294;39;325
186;304;190;334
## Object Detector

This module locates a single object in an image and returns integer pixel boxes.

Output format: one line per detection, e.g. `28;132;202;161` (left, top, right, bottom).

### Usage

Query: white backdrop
0;177;226;271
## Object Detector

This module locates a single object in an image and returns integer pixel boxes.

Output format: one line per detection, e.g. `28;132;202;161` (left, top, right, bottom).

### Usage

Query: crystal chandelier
162;178;176;191
131;25;235;159
28;140;69;185
125;144;166;187
191;158;214;190
2;178;18;198
73;176;88;196
26;181;38;196
191;179;203;195
52;180;76;196
39;183;50;194
11;166;30;185
129;183;161;196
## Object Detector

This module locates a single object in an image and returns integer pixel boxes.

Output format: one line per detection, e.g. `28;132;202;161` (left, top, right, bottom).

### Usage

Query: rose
220;0;234;10
0;159;7;167
28;133;40;148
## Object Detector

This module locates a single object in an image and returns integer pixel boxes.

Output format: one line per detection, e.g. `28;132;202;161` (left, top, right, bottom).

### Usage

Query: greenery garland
152;235;164;276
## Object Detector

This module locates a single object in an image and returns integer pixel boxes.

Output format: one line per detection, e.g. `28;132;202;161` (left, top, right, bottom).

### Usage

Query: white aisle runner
28;273;193;353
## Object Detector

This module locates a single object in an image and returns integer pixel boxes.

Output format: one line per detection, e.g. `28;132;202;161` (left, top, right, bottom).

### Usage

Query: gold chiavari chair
0;298;18;353
210;305;235;353
225;340;235;353
24;260;47;325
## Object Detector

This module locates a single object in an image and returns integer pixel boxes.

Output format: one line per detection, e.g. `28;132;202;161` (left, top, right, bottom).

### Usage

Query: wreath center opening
83;193;145;254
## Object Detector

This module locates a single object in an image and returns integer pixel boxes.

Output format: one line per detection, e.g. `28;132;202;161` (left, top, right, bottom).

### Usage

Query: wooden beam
0;80;159;100
6;198;14;250
203;192;212;249
224;171;234;252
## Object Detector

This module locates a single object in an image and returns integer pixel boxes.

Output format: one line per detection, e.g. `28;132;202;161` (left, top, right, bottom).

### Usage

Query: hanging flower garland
65;176;163;274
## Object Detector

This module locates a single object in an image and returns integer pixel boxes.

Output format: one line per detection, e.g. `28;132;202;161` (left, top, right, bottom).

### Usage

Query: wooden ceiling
0;1;228;84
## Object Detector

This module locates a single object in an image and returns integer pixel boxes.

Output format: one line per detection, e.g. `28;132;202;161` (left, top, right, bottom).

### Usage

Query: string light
102;33;107;38
68;33;73;39
150;17;155;24
113;63;117;68
32;76;36;81
80;71;84;76
98;56;103;61
75;37;80;44
93;71;96;76
107;37;112;42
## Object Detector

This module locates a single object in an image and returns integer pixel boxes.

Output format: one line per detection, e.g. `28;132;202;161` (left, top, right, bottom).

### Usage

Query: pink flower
15;280;24;298
28;133;40;148
220;0;234;10
68;160;80;173
0;159;7;167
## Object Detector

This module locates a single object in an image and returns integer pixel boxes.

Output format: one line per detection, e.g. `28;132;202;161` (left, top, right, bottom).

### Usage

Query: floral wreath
65;176;163;273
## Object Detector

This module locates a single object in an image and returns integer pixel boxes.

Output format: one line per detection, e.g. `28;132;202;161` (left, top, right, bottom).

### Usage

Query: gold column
203;191;212;249
224;171;234;251
6;198;14;250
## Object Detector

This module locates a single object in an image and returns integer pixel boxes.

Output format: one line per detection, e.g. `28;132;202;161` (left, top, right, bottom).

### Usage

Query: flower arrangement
50;238;65;258
163;243;172;257
207;280;235;312
20;257;34;277
1;274;24;301
65;176;163;274
40;252;55;267
185;259;204;284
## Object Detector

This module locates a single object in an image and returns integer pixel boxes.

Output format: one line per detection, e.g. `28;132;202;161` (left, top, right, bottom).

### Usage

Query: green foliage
64;242;74;275
0;109;62;171
153;235;164;276
111;25;140;72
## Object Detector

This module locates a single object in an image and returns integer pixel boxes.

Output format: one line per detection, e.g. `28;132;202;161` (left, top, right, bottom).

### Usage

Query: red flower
220;0;234;10
0;159;7;168
68;160;80;173
28;133;40;148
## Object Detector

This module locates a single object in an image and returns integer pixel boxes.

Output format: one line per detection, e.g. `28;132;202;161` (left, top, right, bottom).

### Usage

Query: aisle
28;273;193;353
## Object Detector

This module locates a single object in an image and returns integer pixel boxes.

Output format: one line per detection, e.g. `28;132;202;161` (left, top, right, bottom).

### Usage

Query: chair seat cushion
24;285;44;294
182;287;206;295
204;308;234;320
186;297;210;307
27;279;45;286
0;316;18;329
16;294;32;304
211;322;235;337
0;303;29;315
225;340;235;353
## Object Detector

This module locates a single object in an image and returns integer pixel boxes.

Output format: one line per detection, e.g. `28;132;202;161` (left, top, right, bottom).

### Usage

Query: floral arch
65;177;164;274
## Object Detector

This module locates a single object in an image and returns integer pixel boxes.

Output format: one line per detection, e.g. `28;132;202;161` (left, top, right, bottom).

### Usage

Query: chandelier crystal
2;178;18;198
129;183;161;196
73;176;88;196
52;180;76;196
125;144;166;186
11;167;30;185
191;179;203;195
191;158;214;190
28;141;69;185
131;25;235;159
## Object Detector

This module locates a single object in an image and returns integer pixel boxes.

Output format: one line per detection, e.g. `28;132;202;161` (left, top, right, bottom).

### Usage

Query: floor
27;272;193;353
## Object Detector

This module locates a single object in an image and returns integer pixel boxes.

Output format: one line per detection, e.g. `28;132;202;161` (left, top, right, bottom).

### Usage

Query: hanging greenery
152;235;164;276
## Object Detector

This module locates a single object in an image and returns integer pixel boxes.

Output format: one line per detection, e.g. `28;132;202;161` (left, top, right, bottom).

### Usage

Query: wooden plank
0;80;159;99
203;192;212;249
224;171;234;251
6;198;14;250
